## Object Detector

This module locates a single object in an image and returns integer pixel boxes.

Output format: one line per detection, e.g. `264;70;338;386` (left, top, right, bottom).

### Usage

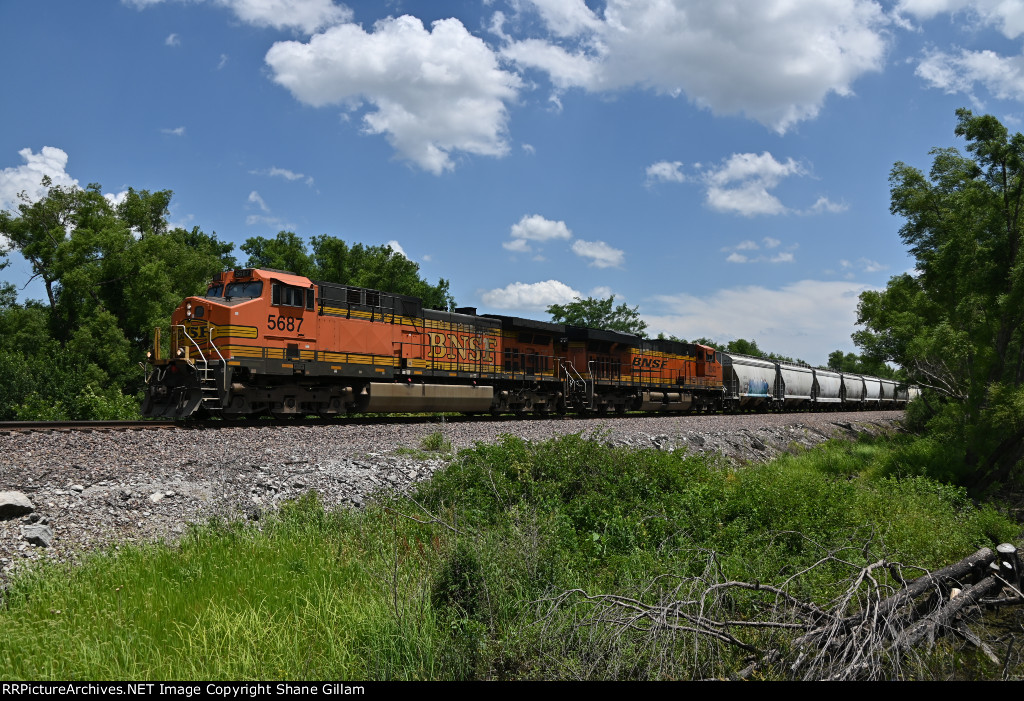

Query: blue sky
2;0;1023;364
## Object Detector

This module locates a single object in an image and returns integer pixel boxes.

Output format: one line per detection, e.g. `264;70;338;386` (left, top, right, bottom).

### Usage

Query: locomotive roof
482;314;565;334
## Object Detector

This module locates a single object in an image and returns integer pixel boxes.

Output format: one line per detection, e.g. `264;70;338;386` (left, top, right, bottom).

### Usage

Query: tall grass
0;433;1018;680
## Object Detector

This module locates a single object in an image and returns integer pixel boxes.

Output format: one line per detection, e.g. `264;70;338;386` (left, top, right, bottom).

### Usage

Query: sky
2;0;1023;364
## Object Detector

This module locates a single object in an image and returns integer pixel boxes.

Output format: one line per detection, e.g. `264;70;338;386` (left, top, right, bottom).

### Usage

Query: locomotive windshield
225;281;263;299
206;285;223;298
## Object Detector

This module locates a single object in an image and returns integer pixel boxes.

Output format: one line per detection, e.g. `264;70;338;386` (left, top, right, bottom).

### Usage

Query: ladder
561;360;592;410
175;325;227;413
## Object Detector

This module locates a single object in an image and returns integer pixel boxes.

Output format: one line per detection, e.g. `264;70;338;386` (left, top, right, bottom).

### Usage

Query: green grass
1;433;1019;680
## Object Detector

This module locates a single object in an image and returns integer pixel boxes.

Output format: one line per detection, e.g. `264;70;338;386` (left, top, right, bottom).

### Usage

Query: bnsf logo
427;332;496;362
633;357;666;369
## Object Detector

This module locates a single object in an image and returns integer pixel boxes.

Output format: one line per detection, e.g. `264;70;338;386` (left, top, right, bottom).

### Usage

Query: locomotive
141;267;913;419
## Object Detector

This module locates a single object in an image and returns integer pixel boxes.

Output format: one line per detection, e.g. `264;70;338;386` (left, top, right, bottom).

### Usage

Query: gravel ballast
0;411;904;583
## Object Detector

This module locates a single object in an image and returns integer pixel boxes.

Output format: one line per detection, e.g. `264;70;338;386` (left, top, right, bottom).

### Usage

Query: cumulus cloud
510;214;572;242
502;0;889;133
571;239;625;268
265;15;522;174
645;152;847;216
161;126;186;136
645;160;686;184
645;279;875;363
503;214;573;254
701;152;806;216
916;47;1024;104
480;279;582;311
0;147;79;212
165;32;180;46
125;0;353;34
385;239;406;258
897;0;1024;39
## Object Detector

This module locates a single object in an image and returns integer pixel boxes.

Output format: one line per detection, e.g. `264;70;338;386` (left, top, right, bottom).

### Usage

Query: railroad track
0;409;904;433
0;413;543;432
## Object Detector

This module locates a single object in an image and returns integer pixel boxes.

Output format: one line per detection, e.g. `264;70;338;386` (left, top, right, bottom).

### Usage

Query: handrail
174;324;207;364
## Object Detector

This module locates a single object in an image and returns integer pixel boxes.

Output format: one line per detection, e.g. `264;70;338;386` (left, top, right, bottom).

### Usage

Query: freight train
141;267;914;419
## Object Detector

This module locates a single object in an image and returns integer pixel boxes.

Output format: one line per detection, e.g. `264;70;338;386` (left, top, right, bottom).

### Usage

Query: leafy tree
855;108;1024;491
725;338;763;357
241;231;454;310
240;231;315;278
827;350;896;378
547;295;648;336
0;180;234;417
310;236;453;310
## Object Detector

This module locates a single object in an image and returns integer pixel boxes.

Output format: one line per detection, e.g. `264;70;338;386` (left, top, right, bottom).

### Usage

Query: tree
827;350;896;379
855;108;1024;491
241;232;454;310
0;179;235;416
547;295;648;336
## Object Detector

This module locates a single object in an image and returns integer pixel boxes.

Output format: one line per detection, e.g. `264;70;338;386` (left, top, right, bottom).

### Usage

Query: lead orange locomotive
141;267;726;418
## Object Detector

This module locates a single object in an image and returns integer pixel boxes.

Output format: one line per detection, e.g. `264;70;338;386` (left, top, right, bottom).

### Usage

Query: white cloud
502;0;889;133
251;166;315;186
805;196;849;214
161;126;186;136
248;190;270;212
645;160;686;184
510;214;573;242
897;0;1024;39
0;147;79;212
502;238;533;253
916;47;1024;104
125;0;353;34
571;239;625;268
217;53;229;70
701;152;806;216
105;190;131;208
246;214;289;227
645;279;875;363
165;32;180;46
265;15;522;174
480;279;582;311
385;239;406;258
722;237;796;263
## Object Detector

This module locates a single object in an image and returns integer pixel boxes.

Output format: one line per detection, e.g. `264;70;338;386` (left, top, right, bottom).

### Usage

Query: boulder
22;523;54;548
0;491;34;520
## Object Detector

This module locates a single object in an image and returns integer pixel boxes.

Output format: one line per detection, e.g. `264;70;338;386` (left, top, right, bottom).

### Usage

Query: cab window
206;285;223;298
225;281;263;299
272;282;305;308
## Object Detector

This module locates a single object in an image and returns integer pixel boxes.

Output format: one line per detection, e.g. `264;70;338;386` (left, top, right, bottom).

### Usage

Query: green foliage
0;180;232;418
856;109;1024;490
241;231;455;310
547;295;647;336
827;349;897;379
421;430;453;453
0;435;1016;680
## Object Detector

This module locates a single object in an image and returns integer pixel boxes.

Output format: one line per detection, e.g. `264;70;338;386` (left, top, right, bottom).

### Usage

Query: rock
751;438;767;451
0;492;34;520
149;492;164;503
22;524;54;548
70;484;84;493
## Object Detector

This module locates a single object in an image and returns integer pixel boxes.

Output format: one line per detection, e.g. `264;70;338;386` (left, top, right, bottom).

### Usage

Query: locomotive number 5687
267;315;303;333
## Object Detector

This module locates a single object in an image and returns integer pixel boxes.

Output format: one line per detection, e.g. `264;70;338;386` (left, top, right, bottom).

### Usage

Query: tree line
0;182;451;420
